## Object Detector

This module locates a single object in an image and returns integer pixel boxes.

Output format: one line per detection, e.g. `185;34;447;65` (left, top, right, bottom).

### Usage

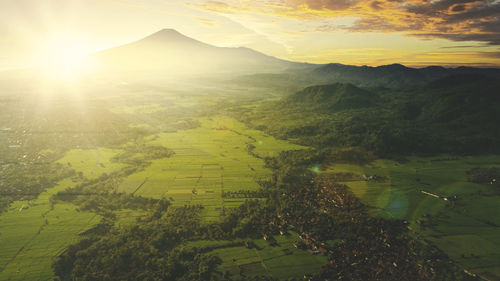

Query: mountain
93;29;295;76
284;83;379;111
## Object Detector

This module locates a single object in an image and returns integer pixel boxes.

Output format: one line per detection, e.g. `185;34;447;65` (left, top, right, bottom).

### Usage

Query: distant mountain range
310;63;500;87
93;29;500;86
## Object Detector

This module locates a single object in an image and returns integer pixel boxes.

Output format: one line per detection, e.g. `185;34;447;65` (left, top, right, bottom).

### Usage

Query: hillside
284;83;379;111
416;74;500;124
237;75;500;156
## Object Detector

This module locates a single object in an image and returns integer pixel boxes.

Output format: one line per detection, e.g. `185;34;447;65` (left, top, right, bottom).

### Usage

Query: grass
323;154;500;279
57;148;125;179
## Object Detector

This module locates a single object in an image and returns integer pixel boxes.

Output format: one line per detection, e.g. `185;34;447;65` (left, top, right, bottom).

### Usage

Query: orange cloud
290;47;500;67
192;0;500;45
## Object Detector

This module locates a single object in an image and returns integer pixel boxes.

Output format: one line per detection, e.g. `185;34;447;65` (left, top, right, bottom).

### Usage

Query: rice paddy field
1;86;498;281
323;155;500;280
0;116;305;280
0;181;101;281
0;148;126;280
117;116;305;222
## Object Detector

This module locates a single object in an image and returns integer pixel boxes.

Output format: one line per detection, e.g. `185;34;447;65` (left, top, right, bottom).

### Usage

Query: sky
1;0;499;70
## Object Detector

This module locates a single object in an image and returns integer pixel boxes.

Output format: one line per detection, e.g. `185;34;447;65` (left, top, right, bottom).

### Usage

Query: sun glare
36;35;95;81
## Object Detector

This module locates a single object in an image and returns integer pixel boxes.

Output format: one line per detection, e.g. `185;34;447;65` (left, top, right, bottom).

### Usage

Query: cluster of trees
246;143;262;159
467;167;500;186
111;143;175;166
0;162;74;213
51;170;166;219
52;205;226;281
325;147;377;165
221;190;266;199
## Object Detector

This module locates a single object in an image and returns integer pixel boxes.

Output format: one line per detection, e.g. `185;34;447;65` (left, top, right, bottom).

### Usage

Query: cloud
300;0;361;10
288;45;500;67
193;17;218;27
191;0;500;45
440;45;484;48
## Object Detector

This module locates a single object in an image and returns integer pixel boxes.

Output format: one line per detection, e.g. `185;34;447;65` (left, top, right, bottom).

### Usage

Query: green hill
416;74;500;124
238;75;500;157
284;83;379;111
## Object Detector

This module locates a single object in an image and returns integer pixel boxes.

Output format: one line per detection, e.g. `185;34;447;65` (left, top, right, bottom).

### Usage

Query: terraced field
323;155;500;279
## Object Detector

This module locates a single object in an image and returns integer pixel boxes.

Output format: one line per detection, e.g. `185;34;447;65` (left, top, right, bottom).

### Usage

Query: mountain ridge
91;28;500;85
311;62;500;87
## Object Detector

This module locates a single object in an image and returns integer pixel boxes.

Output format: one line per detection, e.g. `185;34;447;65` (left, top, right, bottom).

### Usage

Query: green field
0;179;101;281
184;231;328;280
0;148;126;281
117;116;305;222
3;98;498;280
0;116;305;280
56;148;125;179
323;155;500;279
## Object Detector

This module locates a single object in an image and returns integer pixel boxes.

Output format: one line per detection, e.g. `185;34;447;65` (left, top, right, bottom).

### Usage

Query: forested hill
415;74;500;124
236;74;500;157
283;83;379;111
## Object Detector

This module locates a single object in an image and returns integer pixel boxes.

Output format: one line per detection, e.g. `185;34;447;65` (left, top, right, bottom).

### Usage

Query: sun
36;34;96;81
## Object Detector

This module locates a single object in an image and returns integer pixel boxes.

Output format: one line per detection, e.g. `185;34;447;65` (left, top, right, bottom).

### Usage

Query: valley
0;28;499;281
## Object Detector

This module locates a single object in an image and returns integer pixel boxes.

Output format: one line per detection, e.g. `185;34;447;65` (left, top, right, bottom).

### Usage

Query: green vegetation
57;148;126;179
207;232;327;279
1;65;499;281
0;148;124;280
322;155;500;278
284;83;379;111
117;116;304;222
0;109;305;280
236;75;500;157
0;162;73;213
466;167;500;185
0;179;101;281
